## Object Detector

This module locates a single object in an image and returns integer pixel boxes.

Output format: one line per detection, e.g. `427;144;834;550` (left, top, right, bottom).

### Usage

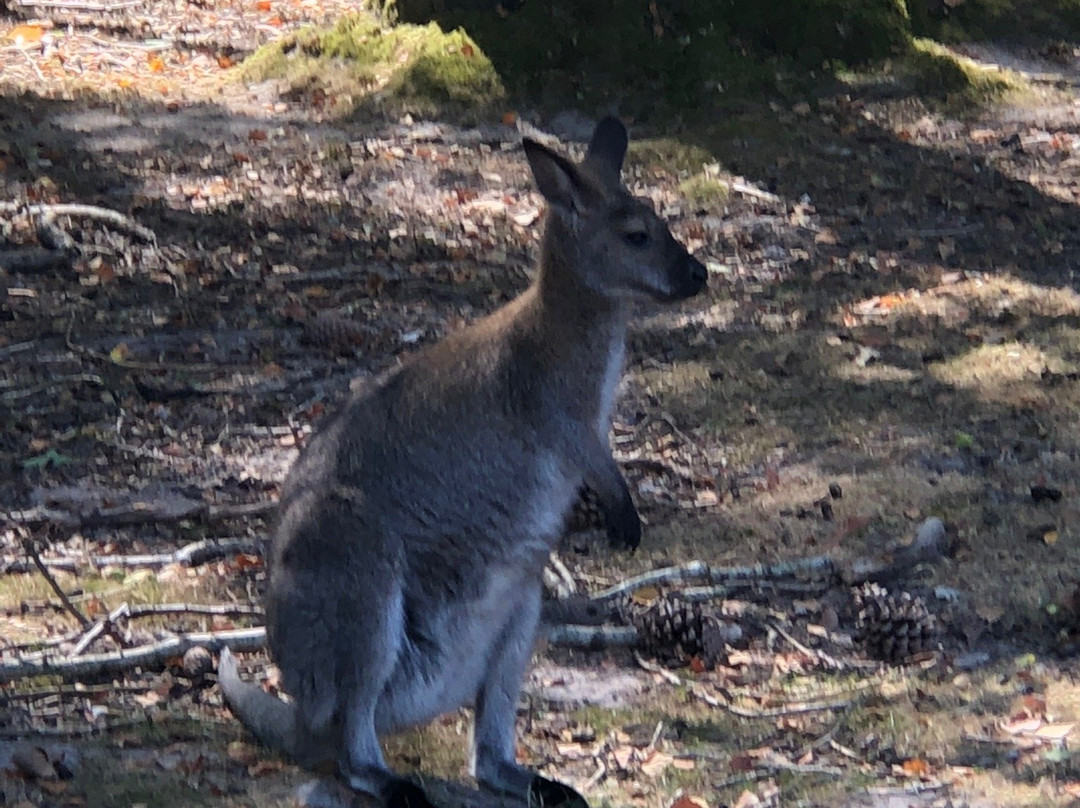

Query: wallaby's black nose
689;256;708;285
682;255;707;297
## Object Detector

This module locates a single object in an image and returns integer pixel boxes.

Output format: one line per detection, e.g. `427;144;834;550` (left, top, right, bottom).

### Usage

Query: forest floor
4;4;1080;808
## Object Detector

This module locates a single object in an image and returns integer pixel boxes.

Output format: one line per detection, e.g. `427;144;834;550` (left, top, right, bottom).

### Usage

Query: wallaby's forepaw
383;780;436;808
604;498;641;551
528;776;589;808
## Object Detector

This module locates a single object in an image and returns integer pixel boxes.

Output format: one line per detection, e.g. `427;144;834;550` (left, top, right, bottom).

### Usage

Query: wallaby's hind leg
471;582;585;804
335;585;436;808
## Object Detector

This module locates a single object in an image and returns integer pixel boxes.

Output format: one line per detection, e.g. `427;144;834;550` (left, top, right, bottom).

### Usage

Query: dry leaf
611;745;635;770
668;796;708;808
109;342;131;363
1034;722;1074;741
733;790;761;808
1001;716;1044;735
640;750;673;778
7;24;44;46
134;691;163;708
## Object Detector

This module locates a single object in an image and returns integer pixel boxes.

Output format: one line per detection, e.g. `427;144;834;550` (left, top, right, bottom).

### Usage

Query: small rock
183;645;214;679
1031;484;1063;504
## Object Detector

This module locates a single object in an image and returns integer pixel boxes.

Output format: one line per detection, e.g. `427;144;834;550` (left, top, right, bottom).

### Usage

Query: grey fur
218;118;707;807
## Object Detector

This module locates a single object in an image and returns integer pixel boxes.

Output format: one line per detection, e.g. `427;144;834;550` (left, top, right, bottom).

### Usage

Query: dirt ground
4;5;1080;808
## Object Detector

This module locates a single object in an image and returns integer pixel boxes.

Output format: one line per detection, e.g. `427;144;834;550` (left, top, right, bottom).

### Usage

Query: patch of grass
903;38;1026;103
627;138;716;178
239;11;504;118
678;171;730;212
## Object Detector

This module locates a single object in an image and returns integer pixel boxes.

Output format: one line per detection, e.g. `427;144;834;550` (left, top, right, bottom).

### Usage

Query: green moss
908;0;1080;43
627;138;715;176
678;172;730;211
239;12;503;116
903;38;1024;102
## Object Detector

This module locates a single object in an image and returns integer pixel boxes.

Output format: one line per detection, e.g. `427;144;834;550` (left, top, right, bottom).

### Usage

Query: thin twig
634;652;683;686
1;373;103;403
0;202;156;243
770;621;844;670
19;531;90;629
720;697;854;719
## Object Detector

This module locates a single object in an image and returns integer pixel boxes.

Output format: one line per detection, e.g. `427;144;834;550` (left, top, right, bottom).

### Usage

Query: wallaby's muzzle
670;253;708;300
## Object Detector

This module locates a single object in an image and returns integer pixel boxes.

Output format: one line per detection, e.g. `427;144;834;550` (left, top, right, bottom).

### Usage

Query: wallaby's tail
218;647;298;757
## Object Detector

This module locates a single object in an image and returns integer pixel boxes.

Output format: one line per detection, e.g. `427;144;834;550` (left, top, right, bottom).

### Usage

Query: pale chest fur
596;338;625;438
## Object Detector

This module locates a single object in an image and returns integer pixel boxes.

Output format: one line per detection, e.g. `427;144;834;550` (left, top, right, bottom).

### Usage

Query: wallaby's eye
624;231;649;247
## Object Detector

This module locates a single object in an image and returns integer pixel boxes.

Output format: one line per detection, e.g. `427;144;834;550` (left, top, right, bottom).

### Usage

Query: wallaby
218;117;707;808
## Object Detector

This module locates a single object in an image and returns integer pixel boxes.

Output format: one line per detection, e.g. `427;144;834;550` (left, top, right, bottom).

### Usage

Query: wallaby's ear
523;138;589;212
584;117;628;182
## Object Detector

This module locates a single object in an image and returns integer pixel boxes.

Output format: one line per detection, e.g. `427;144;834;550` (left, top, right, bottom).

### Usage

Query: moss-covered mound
391;0;914;113
241;12;503;116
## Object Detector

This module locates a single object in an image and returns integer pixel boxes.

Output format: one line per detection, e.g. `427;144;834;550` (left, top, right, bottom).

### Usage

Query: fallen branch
125;602;264;619
0;627;266;683
545;624;637;648
590;556;836;603
0;202;156;244
1;373;103;403
726;179;783;205
70;603;130;656
14;0;141;8
2;536;264;574
0;619;638;683
3;499;274;532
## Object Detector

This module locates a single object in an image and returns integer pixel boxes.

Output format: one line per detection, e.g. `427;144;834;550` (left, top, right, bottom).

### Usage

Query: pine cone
565;484;604;533
303;312;366;351
853;583;940;664
619;590;709;663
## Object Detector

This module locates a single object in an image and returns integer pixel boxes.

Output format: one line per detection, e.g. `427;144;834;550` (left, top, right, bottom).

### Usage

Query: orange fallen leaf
148;53;165;73
255;0;271;9
502;111;518;125
900;757;931;778
248;129;268;142
217;54;235;68
7;24;44;46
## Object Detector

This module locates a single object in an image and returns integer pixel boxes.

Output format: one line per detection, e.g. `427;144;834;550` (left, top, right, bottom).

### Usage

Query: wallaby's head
524;117;707;303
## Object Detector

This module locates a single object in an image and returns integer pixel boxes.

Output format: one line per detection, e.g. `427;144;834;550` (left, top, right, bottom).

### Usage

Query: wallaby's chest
375;565;540;733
